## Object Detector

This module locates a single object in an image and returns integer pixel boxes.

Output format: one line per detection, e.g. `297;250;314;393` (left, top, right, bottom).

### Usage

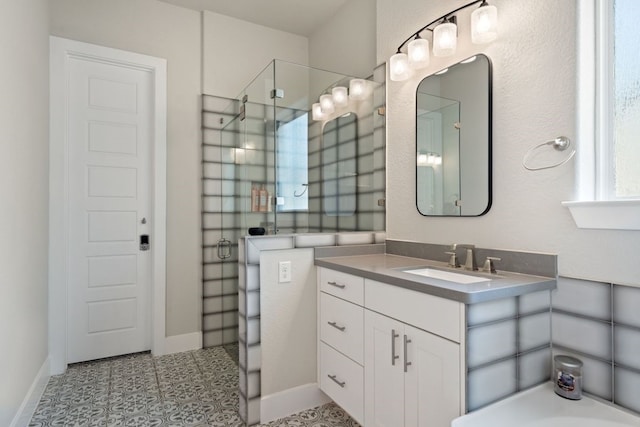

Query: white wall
0;0;50;424
309;0;377;78
50;0;202;336
202;11;309;99
379;0;640;286
260;249;317;396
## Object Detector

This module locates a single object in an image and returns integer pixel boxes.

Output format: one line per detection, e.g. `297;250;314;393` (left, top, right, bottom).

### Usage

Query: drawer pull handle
328;321;346;332
404;334;412;373
328;374;346;388
327;281;346;289
391;329;400;366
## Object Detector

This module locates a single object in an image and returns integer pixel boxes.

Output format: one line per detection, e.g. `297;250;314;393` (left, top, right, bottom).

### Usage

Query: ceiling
157;0;349;37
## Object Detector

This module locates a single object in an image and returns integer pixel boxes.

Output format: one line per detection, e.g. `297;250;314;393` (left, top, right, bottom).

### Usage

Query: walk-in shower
201;60;385;351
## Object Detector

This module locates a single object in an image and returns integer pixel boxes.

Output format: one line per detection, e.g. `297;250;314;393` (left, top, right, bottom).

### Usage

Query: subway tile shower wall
466;291;552;411
552;277;640;415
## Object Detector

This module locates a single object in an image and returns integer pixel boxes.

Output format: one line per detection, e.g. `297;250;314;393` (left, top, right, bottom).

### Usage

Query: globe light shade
331;86;348;107
408;37;430;70
312;103;325;121
471;3;498;44
389;52;410;81
349;78;367;100
319;94;335;114
433;21;457;57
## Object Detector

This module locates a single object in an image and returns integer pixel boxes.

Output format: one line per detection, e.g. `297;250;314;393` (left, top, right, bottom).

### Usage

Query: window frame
563;0;640;230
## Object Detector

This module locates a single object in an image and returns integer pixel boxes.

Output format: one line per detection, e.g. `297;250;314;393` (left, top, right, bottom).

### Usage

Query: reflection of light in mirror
461;56;477;64
332;86;348;107
319;94;335;114
243;141;255;150
234;148;246;164
312;103;325;121
417;152;442;166
349;78;368;100
435;68;449;75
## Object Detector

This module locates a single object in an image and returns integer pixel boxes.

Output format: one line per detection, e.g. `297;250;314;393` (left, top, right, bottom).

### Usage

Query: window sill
562;200;640;230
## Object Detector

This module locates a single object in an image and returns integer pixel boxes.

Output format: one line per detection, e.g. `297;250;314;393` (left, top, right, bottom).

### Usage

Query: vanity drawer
319;267;364;305
364;279;463;342
320;292;364;364
320;342;364;425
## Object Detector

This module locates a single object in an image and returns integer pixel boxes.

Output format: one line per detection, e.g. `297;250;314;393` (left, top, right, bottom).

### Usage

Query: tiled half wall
238;232;386;425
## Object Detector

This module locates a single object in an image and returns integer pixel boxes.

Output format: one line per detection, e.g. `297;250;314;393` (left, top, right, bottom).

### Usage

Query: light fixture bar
394;0;487;54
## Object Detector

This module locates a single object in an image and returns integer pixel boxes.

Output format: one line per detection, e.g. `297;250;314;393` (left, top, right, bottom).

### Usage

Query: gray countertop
315;253;556;304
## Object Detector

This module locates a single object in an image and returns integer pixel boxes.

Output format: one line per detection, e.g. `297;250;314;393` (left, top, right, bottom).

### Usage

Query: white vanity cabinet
318;267;365;425
318;267;465;427
364;311;461;427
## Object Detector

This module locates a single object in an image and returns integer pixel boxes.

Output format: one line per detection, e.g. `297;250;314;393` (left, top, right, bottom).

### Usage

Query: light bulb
433;21;457;57
471;3;498;44
319;94;335;114
312;103;325;121
349;79;367;100
408;37;430;70
331;86;348;107
417;153;428;166
390;52;410;81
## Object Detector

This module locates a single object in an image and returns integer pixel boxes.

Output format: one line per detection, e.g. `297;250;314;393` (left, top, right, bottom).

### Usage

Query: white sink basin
403;268;490;284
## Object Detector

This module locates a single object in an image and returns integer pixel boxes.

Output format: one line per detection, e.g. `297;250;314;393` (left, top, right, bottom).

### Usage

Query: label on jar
557;370;576;391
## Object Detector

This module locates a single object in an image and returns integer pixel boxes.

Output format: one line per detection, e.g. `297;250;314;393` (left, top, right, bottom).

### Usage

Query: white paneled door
65;48;154;363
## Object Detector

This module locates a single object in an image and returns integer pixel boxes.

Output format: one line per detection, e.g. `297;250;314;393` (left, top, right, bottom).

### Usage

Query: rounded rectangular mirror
416;54;492;216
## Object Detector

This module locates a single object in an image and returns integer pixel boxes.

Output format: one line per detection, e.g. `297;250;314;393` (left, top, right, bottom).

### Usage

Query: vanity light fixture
433;17;458;57
471;0;498;44
389;0;498;81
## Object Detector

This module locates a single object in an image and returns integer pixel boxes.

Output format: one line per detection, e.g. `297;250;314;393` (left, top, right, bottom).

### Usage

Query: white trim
49;36;167;374
568;1;640;230
575;0;597;201
260;383;331;424
164;332;203;355
562;200;640;230
10;357;50;427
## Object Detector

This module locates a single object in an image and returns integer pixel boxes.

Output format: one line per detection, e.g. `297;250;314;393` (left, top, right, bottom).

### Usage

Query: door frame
49;36;167;374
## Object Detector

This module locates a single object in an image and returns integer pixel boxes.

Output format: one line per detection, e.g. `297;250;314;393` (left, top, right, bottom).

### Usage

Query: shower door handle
217;238;231;259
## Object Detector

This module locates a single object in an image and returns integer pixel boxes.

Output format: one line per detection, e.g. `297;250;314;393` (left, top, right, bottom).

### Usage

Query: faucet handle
444;251;460;268
482;256;501;274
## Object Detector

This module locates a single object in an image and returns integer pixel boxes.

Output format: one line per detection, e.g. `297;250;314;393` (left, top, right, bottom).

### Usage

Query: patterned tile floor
30;344;360;427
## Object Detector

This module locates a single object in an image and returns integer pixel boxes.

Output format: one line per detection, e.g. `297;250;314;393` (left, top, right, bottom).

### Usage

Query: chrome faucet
454;244;477;271
444;245;460;268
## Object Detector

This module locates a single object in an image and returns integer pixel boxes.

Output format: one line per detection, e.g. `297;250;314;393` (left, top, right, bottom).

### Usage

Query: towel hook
522;136;576;171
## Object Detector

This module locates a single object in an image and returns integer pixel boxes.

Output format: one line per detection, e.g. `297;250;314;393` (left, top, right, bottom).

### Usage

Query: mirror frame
415;54;493;217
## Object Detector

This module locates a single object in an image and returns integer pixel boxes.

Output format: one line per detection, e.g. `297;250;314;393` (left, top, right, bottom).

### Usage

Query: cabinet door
364;310;406;427
404;324;460;427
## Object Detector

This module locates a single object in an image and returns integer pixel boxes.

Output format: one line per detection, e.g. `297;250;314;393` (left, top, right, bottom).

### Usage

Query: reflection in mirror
322;113;358;216
416;54;492;216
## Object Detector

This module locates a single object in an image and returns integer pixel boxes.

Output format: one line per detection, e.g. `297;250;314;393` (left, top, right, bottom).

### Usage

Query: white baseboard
164;332;202;354
260;383;331;424
11;357;50;427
